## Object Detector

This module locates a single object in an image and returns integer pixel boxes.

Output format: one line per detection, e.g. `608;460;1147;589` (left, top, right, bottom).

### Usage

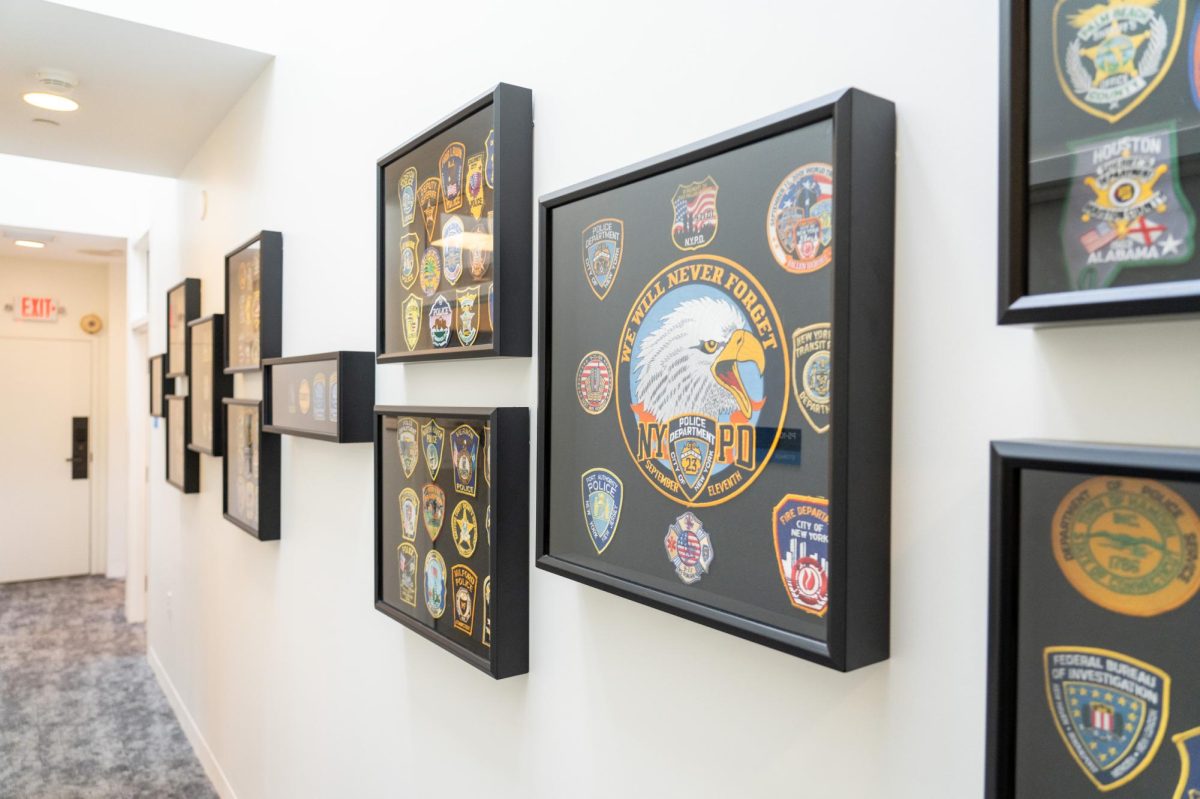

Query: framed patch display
224;231;282;373
263;351;375;443
187;315;233;455
1001;0;1200;324
535;88;895;671
149;354;169;417
987;440;1200;797
165;394;198;493
374;406;529;679
376;83;532;362
166;278;200;378
222;399;280;540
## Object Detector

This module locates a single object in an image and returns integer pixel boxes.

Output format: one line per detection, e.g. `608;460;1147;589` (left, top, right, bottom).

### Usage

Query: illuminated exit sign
13;296;59;322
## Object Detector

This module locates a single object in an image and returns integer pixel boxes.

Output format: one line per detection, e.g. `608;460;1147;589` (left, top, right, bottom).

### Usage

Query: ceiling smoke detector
23;69;80;112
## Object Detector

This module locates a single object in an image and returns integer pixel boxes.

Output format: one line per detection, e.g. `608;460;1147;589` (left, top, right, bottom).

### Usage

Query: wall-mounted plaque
149;354;169;418
377;83;532;362
374;406;529;678
987;441;1200;797
263;352;375;443
1001;0;1200;323
224;231;282;373
536;88;895;671
222;399;279;540
187;315;233;455
166;278;200;378
165;394;198;493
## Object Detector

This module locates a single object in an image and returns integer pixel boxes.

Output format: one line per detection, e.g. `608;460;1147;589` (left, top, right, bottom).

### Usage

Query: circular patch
420;247;441;297
1053;476;1200;617
615;254;788;507
802;351;830;404
423;549;447;619
298;379;311;416
766;162;833;273
399;487;419;541
451;500;477;558
575;351;613;415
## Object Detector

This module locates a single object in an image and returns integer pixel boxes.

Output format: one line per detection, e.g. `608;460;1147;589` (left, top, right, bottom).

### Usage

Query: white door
0;337;92;582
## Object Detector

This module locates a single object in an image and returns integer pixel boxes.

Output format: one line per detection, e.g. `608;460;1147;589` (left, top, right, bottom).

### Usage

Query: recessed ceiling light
14;240;46;249
23;92;79;112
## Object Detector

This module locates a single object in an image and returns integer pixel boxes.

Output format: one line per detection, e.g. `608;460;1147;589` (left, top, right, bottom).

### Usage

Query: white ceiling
0;223;125;264
0;0;272;176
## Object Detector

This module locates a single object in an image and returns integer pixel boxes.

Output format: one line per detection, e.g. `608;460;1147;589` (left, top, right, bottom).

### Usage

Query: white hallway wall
73;0;1200;796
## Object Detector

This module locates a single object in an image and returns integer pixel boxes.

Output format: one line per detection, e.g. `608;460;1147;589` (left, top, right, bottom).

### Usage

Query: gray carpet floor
0;577;216;799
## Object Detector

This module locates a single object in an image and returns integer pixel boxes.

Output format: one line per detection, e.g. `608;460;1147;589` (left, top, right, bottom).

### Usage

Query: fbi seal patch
399;487;420;541
424;549;447;618
439;142;466;213
767;163;833;273
451;499;478;559
442;216;464;286
1053;475;1200;616
429;295;453;348
671;176;719;251
581;468;622;555
402;294;422;352
665;511;713;584
456;286;480;347
773;494;830;615
397;416;419;478
399;166;418;227
420;247;441;297
582;218;623;301
417;176;440;240
400;232;420;290
450;424;479;497
616;254;787;507
1045;646;1170;791
791;323;831;434
397;542;418;607
421;419;445;480
422;483;445;541
576;351;613;415
451;564;477;635
466;154;485;219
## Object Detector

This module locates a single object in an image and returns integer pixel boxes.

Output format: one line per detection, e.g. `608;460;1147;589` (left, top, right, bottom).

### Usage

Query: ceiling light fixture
23;92;78;112
23;69;80;113
14;240;46;249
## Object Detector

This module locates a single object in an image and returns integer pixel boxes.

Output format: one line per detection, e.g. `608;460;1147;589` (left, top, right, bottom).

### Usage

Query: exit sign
13;296;59;322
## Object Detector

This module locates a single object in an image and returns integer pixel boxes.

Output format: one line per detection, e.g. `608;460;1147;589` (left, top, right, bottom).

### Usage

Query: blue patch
667;414;716;501
450;424;479;497
581;468;622;555
1173;727;1200;799
484;129;495;189
582;219;623;301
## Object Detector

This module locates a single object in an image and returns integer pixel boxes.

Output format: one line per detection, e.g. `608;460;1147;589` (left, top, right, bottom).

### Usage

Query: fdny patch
1173;727;1200;799
791;323;831;434
482;576;492;647
417;176;441;240
1055;0;1184;124
1062;127;1194;289
429;295;453;348
466;153;486;219
402;293;422;351
768;163;833;274
581;468;622;555
450;424;479;497
397;542;418;607
671;176;719;251
423;549;447;618
468;217;491;280
399;166;418;227
400;233;420;290
442;216;464;285
773;494;830;616
397;416;420;478
439;142;466;213
421;419;445;480
399;487;420;541
484;129;495;189
617;255;788;507
422;483;445;540
420;247;441;297
576;351;613;415
1045;646;1170;791
451;564;478;635
582;218;623;301
1053;475;1200;617
451;499;478;559
456;286;481;347
664;511;713;584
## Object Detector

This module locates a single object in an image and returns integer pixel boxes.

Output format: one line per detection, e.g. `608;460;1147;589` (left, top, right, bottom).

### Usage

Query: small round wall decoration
80;314;103;334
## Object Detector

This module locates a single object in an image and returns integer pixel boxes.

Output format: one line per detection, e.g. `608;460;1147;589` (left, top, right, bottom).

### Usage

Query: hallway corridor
0;577;215;798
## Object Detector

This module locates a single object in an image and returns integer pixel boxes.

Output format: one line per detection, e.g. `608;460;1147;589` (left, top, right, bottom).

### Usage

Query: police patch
450;424;479;497
791;323;831;434
581;468;622;555
421;419;445;480
466;153;485;220
1053;475;1200;617
424;549;447;618
399;487;420;541
451;564;477;635
485;503;491;546
482;575;492;647
397;416;420;478
468;217;491;280
298;379;311;415
767;163;833;274
417;176;441;240
616;255;787;507
1173;727;1200;799
483;424;491;487
456;286;480;347
1045;646;1170;791
671;176;719;251
1062;127;1195;289
422;483;445;540
442;216;464;286
402;293;422;351
1055;0;1184;124
582;218;623;301
451;499;478;559
420;247;441;297
429;295;453;348
484;129;495;189
575;351;613;415
312;373;326;422
439;142;466;213
399;166;418;227
773;494;830;616
397;542;418;607
665;511;713;584
400;233;419;291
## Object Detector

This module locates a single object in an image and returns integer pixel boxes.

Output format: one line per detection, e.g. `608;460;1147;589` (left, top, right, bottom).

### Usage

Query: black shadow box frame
221;398;280;541
999;0;1200;325
987;440;1200;797
375;83;533;363
165;278;200;379
263;351;375;443
149;354;169;418
224;231;283;374
187;314;233;456
535;88;895;671
165;394;199;493
373;405;529;679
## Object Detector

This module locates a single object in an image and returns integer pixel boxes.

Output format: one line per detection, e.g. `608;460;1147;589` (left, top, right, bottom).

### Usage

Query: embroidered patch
442;215;464;286
422;483;446;541
791;323;831;434
767;163;833;273
451;564;478;635
671;176;718;251
1172;726;1200;799
397;417;419;478
399;487;420;541
399;166;418;227
582;218;623;301
576;351;613;415
417;176;441;241
402;293;422;351
467;217;491;280
400;232;420;290
450;424;479;497
424;549;447;618
485;129;495;189
773;494;830;615
439;142;466;213
429;294;453;348
456;286;480;347
482;575;492;647
664;511;713;584
466;153;486;219
421;419;445;480
451;500;478;559
581;468;622;555
397;542;418;607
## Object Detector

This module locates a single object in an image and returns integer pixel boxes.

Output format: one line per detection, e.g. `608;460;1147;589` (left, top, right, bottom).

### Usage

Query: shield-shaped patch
582;218;624;301
422;483;445;541
450;424;479;497
399;486;419;541
442;216;464;286
400;233;420;291
402;294;422;352
399;166;418;227
671;176;719;251
456;286;481;347
439;142;466;213
417;177;440;240
421;419;445;480
1173;726;1200;799
666;414;717;502
466;154;485;220
397;542;417;607
791;323;831;434
581;468;623;555
397;417;419;478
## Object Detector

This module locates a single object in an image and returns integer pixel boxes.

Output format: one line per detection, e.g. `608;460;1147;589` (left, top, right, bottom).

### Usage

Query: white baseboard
147;645;238;799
